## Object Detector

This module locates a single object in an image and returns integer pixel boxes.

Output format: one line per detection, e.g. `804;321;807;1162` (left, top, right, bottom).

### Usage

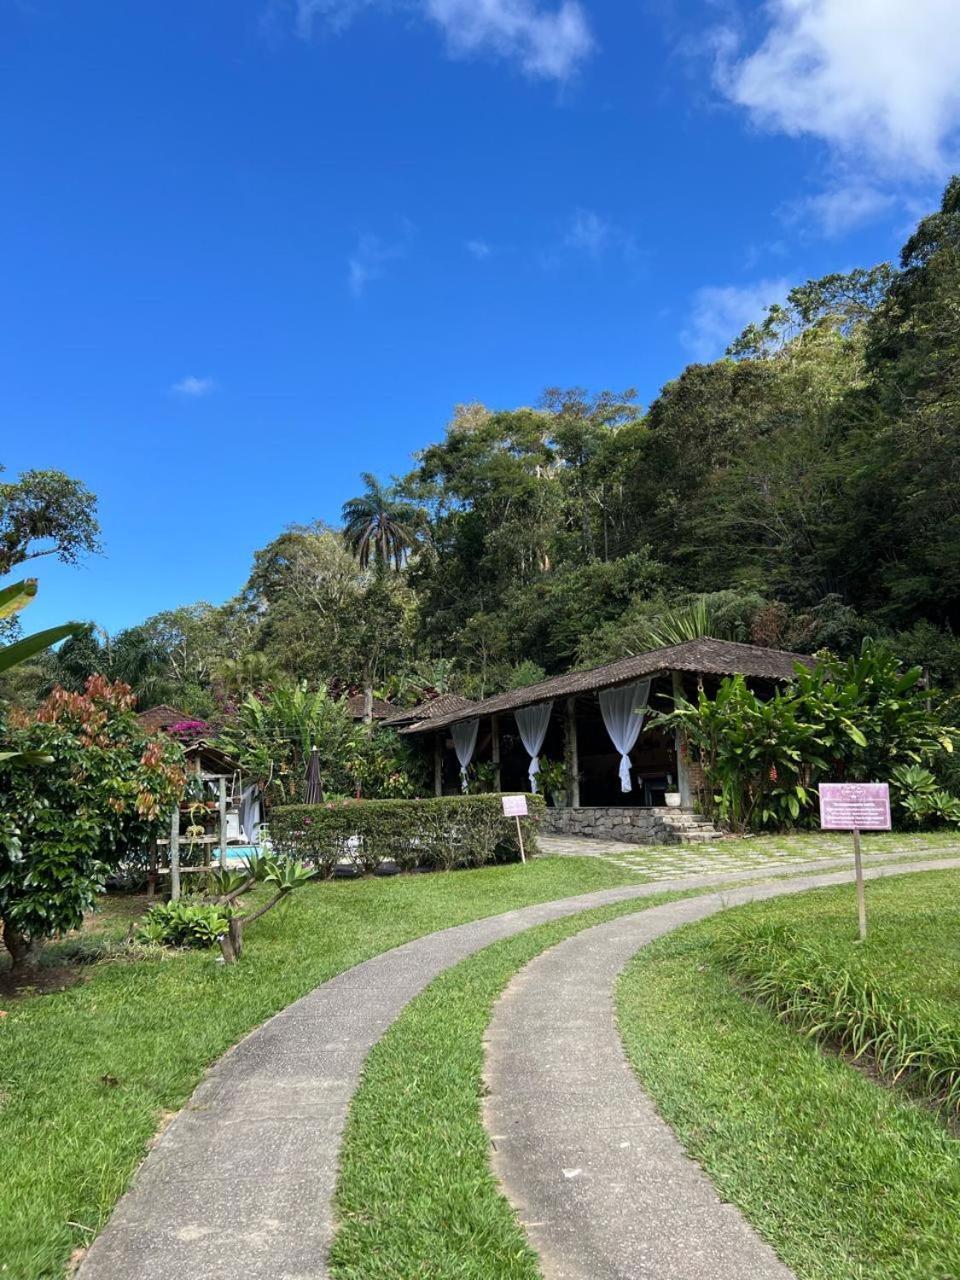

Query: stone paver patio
540;831;960;880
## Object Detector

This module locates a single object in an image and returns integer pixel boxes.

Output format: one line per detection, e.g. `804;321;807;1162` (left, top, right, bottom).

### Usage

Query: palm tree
341;473;421;572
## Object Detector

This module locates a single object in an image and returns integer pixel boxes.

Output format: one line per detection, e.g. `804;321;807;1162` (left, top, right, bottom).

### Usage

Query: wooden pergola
400;638;812;810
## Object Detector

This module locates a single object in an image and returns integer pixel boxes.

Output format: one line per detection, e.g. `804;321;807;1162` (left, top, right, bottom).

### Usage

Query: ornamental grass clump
713;922;960;1121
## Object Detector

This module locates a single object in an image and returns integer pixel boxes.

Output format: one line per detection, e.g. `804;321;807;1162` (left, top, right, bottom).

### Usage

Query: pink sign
819;783;891;831
502;795;529;818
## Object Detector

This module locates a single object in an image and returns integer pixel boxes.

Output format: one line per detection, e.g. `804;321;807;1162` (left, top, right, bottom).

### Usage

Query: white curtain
452;718;480;792
515;702;553;793
599;681;651;793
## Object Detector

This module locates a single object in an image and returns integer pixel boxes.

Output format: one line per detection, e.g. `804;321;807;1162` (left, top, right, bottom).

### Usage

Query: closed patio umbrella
304;745;323;804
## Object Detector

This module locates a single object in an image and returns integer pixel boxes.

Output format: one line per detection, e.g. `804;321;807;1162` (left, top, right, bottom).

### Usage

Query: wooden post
434;733;443;797
564;696;580;808
852;827;867;940
169;804;181;902
218;775;228;871
515;815;526;864
671;671;693;810
491;714;502;792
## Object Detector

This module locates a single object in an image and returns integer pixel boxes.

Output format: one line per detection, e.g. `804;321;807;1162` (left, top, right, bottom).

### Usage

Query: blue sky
3;0;958;632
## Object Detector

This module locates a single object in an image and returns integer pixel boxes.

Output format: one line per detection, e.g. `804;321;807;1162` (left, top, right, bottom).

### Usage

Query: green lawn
330;891;689;1280
0;855;639;1280
617;868;960;1280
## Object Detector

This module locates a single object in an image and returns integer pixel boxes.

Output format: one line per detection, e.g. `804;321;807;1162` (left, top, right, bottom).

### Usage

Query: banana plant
0;578;84;764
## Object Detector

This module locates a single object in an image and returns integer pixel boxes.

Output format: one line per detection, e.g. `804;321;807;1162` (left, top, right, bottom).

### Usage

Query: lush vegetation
713;919;960;1121
331;892;688;1280
0;855;641;1279
0;676;183;970
6;178;960;721
617;870;960;1280
270;793;544;875
216;682;427;804
659;640;956;830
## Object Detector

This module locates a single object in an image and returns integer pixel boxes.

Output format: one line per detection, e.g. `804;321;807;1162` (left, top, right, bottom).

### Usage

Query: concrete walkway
77;856;960;1280
483;858;960;1280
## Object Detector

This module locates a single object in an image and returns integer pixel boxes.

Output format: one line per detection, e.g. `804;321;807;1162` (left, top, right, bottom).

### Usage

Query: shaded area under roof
401;638;813;734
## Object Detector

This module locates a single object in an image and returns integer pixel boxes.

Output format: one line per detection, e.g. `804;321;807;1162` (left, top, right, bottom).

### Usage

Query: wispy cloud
715;1;960;175
293;0;593;81
681;277;790;363
347;224;413;297
466;238;494;259
561;207;640;262
785;183;897;238
170;375;216;397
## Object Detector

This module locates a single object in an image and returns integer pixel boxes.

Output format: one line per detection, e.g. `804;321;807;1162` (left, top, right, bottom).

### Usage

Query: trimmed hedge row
269;793;544;877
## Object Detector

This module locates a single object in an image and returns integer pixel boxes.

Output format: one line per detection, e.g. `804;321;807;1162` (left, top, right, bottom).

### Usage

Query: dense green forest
7;178;960;714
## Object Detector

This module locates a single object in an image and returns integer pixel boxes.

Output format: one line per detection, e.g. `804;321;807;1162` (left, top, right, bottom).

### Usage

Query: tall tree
0;467;100;576
341;473;423;571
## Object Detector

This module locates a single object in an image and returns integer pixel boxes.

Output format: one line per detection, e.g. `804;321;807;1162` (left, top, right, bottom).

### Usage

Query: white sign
502;794;528;818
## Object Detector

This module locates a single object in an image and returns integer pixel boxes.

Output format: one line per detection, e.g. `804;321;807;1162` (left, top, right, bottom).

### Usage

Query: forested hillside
19;178;960;712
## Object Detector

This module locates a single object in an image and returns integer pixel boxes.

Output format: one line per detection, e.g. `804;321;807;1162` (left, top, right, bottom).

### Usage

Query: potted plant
537;758;567;807
663;772;682;808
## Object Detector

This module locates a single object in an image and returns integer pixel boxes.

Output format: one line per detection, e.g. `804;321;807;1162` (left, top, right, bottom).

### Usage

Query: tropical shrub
137;899;234;949
659;640;954;831
216;683;424;804
889;764;960;828
204;851;316;962
270;793;543;877
0;676;185;968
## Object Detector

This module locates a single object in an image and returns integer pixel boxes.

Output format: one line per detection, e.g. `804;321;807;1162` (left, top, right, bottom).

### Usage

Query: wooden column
491;714;501;791
218;775;228;870
671;670;693;810
564;696;580;808
169;804;181;901
433;732;443;797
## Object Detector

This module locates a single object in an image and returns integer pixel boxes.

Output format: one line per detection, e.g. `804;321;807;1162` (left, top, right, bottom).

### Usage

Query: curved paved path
78;855;959;1280
483;858;960;1280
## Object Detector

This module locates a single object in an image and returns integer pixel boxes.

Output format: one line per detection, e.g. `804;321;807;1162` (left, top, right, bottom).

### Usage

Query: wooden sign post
818;782;892;940
502;794;529;864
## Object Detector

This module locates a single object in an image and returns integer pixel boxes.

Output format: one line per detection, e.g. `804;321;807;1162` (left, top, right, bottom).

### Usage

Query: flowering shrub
0;676;185;968
165;719;211;744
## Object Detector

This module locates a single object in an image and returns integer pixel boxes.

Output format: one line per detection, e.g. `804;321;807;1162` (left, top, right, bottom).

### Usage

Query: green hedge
269;793;544;877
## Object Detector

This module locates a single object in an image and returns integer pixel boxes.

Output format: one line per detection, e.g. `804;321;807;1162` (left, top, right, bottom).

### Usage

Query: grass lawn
0;854;640;1280
330;890;690;1280
617;868;960;1280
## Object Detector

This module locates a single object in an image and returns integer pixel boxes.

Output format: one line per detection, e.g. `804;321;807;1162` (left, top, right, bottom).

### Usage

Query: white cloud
294;0;592;80
715;0;960;176
425;0;592;80
466;238;493;259
170;376;216;397
787;183;897;237
681;277;790;363
347;226;412;296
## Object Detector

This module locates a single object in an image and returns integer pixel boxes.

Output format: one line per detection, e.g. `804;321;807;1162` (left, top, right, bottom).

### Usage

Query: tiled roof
401;638;813;734
343;693;394;721
381;692;478;727
135;704;188;733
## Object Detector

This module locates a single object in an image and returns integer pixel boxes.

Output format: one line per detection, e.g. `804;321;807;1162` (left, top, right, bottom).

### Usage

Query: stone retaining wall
541;805;684;845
